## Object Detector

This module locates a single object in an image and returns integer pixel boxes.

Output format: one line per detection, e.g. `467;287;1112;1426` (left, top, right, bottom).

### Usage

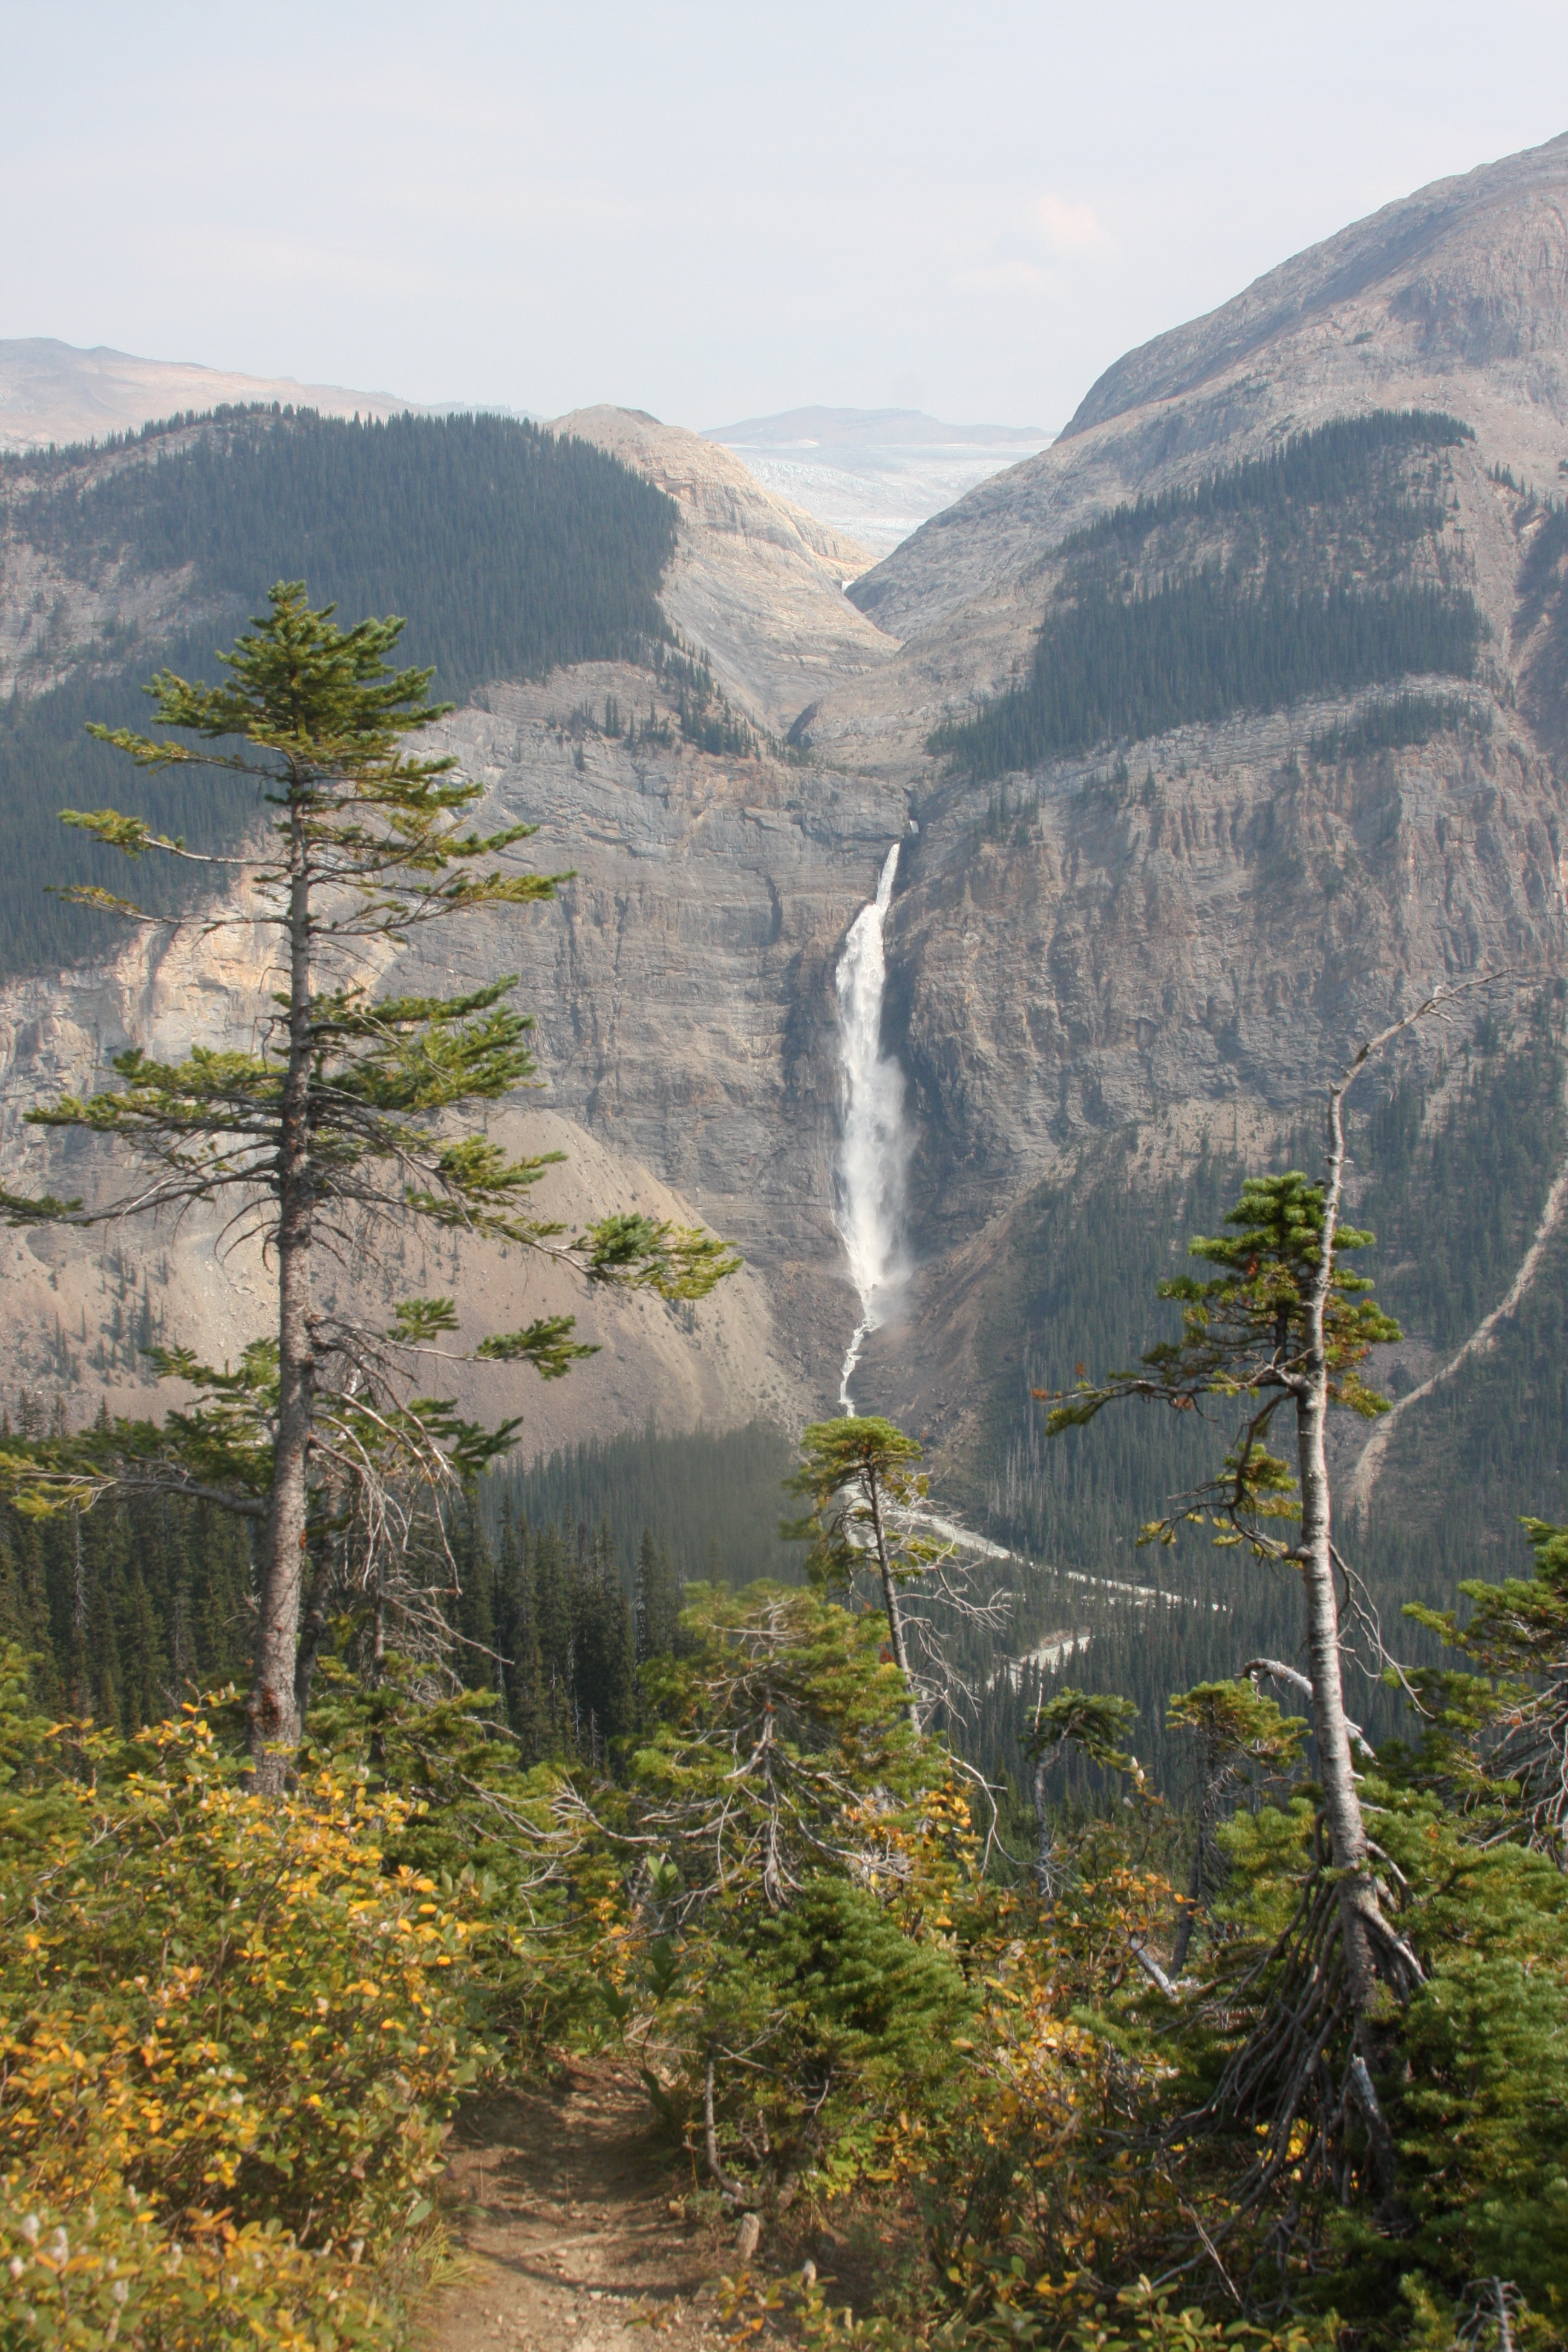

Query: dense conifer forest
486;1419;804;1588
0;1419;804;1760
930;410;1484;778
0;408;678;972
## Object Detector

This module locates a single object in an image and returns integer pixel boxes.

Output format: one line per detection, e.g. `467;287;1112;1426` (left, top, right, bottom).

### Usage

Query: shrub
0;1687;482;2347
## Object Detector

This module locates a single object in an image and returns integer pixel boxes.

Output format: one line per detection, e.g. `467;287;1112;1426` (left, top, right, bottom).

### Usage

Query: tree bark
1031;1755;1057;1903
248;798;315;1791
866;1466;920;1729
1299;1080;1384;2010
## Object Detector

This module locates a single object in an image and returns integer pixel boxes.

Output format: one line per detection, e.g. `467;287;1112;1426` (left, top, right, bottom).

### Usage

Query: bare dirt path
420;2060;730;2352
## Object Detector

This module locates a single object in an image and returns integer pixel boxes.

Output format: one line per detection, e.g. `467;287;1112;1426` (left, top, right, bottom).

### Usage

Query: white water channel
834;841;911;1413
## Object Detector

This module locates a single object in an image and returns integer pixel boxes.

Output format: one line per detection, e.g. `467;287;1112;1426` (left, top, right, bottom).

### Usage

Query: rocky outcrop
547;407;892;733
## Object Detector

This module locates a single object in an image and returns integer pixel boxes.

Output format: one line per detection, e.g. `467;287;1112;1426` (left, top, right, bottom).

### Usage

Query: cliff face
0;647;907;1441
4;140;1568;1496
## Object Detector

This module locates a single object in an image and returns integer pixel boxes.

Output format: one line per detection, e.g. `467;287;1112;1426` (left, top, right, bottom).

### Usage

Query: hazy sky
6;0;1567;434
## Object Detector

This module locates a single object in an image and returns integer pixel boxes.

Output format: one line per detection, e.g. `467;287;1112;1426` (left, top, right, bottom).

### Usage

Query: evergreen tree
0;1520;52;1702
116;1558;168;1735
634;1526;682;1661
449;1494;500;1691
1040;995;1485;2208
788;1417;1013;1733
532;1522;572;1732
1164;1677;1305;1970
494;1498;544;1759
1050;1161;1411;2027
0;585;737;1786
569;1523;636;1758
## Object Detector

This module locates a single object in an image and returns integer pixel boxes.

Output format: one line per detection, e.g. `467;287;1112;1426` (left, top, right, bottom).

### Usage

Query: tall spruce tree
0;584;737;1786
788;1416;1011;1733
495;1499;544;1759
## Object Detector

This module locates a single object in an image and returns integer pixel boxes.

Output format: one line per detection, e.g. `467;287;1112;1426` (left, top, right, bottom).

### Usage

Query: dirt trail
420;2061;730;2352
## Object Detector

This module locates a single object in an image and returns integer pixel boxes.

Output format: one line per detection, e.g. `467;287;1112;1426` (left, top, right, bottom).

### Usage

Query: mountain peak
1062;128;1568;439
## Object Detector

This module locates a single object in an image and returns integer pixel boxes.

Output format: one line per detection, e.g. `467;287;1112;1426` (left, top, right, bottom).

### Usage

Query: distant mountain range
0;337;419;450
0;351;1053;565
705;408;1048;449
704;407;1054;557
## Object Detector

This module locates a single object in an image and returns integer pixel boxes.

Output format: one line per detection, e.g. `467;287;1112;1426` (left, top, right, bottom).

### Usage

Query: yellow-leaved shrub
0;1695;482;2348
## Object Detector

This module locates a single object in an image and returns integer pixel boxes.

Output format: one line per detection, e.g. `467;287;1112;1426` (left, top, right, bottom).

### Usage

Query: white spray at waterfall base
834;841;910;1413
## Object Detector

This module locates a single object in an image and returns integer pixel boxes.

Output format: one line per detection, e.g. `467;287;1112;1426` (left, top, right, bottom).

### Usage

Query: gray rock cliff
4;141;1568;1498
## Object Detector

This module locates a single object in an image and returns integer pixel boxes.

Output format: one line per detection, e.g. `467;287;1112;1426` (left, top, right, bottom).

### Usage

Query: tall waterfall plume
833;841;910;1413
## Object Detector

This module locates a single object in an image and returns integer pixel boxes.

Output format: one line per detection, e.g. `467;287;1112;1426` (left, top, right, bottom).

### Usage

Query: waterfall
834;841;909;1414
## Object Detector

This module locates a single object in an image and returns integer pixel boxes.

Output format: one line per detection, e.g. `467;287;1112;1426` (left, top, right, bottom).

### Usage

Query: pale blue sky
5;0;1567;433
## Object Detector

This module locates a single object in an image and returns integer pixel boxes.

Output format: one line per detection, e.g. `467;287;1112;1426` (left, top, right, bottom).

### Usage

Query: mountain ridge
0;335;420;451
1063;129;1568;439
841;129;1568;648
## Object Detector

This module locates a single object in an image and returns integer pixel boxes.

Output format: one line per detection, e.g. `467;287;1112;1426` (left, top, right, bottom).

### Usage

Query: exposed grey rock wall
4;141;1568;1478
546;407;893;734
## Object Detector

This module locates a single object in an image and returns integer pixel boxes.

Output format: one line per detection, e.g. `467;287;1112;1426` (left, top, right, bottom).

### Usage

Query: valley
2;132;1568;1691
8;96;1568;2352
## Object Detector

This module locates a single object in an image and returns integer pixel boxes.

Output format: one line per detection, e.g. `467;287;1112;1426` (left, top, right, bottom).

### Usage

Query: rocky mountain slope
843;131;1568;651
0;408;902;1446
547;405;889;731
799;133;1568;1546
0;336;417;451
3;135;1568;1561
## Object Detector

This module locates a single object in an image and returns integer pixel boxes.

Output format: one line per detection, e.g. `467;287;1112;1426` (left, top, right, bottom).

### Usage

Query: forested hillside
0;407;677;972
929;410;1485;777
486;1420;804;1587
0;1419;806;1762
